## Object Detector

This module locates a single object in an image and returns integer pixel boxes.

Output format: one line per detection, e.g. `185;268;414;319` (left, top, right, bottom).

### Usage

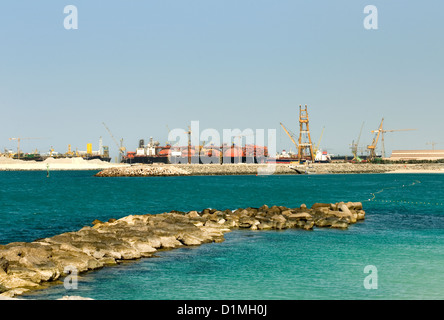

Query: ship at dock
121;137;269;164
3;138;111;162
267;149;332;164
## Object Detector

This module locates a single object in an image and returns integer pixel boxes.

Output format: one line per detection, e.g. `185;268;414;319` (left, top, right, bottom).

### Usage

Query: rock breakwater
94;164;294;177
95;165;190;177
94;163;444;177
0;201;365;298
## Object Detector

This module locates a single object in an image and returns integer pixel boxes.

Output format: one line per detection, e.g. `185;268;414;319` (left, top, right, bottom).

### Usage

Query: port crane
280;122;298;150
313;126;325;154
102;122;126;162
186;126;192;164
297;105;315;163
367;118;416;161
351;122;365;162
426;142;441;150
8;137;44;159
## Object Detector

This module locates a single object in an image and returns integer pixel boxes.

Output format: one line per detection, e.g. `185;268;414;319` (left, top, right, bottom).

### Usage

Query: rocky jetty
94;163;444;177
95;163;299;177
0;201;365;298
95;165;190;177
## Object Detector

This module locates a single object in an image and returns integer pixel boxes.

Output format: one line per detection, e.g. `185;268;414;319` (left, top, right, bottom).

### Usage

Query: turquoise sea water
1;171;443;300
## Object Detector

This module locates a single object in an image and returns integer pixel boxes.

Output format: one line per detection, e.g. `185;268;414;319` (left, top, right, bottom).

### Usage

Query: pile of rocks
204;201;365;230
94;162;444;177
95;165;190;177
175;164;296;175
94;164;297;177
0;201;365;298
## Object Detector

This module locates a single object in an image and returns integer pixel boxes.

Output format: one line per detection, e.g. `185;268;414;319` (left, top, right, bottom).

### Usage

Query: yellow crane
280;122;298;150
66;144;74;157
367;118;417;161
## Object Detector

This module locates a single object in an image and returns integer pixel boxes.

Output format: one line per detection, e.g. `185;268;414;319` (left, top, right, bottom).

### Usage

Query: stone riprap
94;165;190;177
94;163;444;177
0;201;365;298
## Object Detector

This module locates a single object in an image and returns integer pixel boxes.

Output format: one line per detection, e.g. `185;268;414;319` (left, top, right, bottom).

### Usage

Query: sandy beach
0;156;129;171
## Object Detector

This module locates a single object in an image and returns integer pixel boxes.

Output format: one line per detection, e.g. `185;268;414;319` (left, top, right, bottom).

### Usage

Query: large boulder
270;215;287;224
331;220;349;229
311;203;331;209
315;217;339;227
238;216;259;228
287;212;312;220
0;258;8;274
337;202;357;223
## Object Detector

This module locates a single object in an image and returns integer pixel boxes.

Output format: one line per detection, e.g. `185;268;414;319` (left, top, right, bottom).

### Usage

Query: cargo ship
122;138;169;164
267;149;331;164
121;138;269;164
5;140;111;162
9;151;111;162
267;149;298;164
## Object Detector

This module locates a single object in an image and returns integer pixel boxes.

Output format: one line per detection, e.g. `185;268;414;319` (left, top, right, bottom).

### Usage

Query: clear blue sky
1;1;443;159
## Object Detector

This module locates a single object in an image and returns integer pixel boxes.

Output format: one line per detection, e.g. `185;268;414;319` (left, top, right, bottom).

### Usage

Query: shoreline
1;157;443;175
94;163;444;176
0;157;129;171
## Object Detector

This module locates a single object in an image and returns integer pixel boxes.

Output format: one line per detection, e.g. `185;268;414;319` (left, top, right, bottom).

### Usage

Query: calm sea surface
1;171;443;299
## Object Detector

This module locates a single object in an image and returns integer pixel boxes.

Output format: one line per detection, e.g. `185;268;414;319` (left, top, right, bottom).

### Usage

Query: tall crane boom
280;122;298;149
367;118;385;161
351;122;365;162
356;122;365;147
102;122;125;162
367;118;417;160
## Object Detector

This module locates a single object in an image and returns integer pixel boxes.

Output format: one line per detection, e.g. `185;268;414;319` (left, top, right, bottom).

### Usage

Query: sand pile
0;157;22;165
0;156;128;171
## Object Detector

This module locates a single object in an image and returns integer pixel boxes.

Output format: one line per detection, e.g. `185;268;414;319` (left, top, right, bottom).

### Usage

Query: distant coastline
94;162;444;176
1;157;443;174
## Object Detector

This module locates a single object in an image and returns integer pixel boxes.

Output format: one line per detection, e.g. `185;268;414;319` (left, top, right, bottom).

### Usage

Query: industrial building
389;150;444;161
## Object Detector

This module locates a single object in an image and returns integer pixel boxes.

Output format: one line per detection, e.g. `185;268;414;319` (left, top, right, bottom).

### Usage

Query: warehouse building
389;150;444;161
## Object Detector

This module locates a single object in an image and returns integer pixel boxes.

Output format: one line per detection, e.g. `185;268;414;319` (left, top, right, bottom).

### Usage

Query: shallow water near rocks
1;171;443;299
